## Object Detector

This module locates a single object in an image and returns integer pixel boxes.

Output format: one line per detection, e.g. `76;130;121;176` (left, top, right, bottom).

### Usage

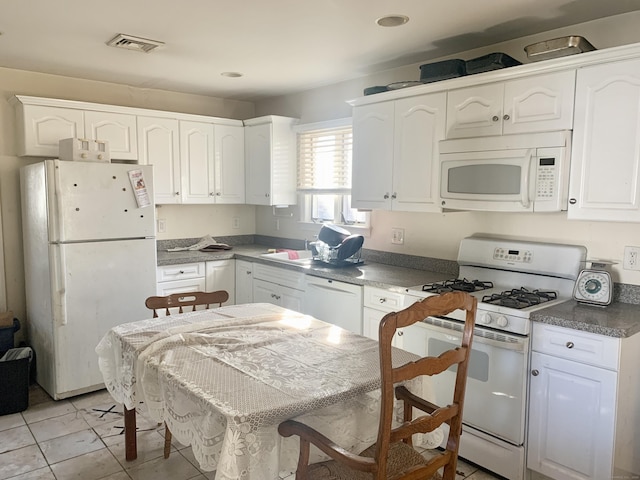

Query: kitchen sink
260;250;314;265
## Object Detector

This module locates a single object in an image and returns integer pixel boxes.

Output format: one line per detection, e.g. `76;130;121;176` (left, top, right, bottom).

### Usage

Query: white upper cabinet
568;58;640;222
446;70;575;138
244;116;297;206
13;97;139;160
215;124;245;204
83;111;138;160
137;116;181;204
179;120;214;204
15;105;84;157
180;122;245;205
352;92;446;211
352;101;394;210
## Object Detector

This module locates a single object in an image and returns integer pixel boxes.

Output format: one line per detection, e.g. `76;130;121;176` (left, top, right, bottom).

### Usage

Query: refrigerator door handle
51;243;68;326
53;159;66;242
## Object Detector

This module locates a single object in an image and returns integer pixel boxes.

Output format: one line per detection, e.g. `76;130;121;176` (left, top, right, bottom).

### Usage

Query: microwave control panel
533;145;569;212
536;157;556;199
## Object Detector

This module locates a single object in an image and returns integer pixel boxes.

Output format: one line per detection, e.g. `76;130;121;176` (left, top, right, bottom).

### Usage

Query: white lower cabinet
362;286;408;345
304;277;363;335
205;260;235;305
527;323;640;480
252;263;305;311
235;260;254;304
156;262;206;296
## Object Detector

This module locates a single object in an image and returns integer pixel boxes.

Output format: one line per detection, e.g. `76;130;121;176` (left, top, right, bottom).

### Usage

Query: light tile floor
0;385;504;480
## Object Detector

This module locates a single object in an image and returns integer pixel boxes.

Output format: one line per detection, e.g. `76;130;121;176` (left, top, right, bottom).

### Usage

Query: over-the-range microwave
439;131;571;212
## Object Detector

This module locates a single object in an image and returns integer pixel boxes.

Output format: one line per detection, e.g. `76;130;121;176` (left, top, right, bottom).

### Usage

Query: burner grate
482;288;558;309
421;278;493;294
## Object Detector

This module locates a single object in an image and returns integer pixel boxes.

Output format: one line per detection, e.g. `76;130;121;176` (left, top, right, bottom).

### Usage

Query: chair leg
164;423;172;459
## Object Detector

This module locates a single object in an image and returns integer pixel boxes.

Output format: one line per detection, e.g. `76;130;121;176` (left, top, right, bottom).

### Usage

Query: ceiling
1;0;640;102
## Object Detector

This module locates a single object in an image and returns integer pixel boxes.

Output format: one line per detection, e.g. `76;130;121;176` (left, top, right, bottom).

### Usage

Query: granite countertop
156;244;453;291
530;300;640;338
157;243;640;339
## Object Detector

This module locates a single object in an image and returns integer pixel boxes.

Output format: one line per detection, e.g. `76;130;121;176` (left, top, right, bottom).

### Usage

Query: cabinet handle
531;369;539;376
379;298;387;303
209;192;215;196
503;114;510;121
246;271;252;275
216;192;221;196
492;115;500;122
265;193;270;197
178;270;185;274
569;198;577;205
383;193;389;199
175;191;180;196
391;192;397;199
566;341;575;349
397;331;403;336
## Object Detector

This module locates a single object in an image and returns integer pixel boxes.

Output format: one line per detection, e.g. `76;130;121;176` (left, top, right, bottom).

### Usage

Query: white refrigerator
21;160;157;399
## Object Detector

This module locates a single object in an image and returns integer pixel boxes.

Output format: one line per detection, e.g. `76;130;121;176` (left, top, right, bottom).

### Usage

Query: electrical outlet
391;228;404;245
232;217;240;229
157;218;166;233
623;246;640;270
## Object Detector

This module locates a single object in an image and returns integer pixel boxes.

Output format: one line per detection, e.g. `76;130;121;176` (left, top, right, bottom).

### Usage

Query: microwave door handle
521;149;535;208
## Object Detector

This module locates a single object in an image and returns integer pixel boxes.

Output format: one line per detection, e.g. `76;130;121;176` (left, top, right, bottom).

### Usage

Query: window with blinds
295;121;366;225
297;126;352;194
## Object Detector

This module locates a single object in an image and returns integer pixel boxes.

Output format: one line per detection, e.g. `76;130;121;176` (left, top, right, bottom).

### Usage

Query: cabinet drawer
532;323;620;370
252;263;305;290
157;262;205;282
363;286;404;313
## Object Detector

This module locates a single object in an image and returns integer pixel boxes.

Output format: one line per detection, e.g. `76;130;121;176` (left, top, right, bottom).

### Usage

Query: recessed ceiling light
221;72;243;78
376;14;409;27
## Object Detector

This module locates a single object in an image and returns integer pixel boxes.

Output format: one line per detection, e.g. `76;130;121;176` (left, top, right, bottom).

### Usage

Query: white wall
0;67;256;322
253;11;640;286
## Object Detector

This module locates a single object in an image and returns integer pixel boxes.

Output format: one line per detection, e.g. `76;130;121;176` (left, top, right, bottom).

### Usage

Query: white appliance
304;276;363;334
439;131;571;212
401;236;586;480
21;159;157;400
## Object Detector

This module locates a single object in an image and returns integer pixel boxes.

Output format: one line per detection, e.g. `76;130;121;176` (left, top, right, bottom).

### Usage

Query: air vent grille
106;34;164;53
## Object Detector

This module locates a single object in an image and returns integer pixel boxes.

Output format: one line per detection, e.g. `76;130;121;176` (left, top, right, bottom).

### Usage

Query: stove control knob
479;313;492;325
496;316;508;328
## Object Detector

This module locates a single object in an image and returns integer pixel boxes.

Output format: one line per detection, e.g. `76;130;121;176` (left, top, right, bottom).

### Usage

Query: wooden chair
145;290;229;318
278;291;477;480
144;290;229;458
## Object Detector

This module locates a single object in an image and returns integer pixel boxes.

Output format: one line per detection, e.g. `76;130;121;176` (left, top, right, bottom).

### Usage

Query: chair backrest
145;290;229;318
376;290;477;480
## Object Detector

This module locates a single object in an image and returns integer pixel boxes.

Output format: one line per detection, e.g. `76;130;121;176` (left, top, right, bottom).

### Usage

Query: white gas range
401;236;587;480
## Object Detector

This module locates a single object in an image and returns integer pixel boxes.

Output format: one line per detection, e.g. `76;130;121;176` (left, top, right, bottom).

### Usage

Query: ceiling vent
106;34;164;53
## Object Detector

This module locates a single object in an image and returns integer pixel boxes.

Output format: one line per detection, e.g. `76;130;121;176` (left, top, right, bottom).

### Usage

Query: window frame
294;118;369;229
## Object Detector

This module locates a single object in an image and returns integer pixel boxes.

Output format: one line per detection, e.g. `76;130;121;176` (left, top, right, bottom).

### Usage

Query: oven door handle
428;322;528;353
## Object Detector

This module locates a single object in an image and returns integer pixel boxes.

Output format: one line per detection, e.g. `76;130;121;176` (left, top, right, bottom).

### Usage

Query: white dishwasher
304;276;363;335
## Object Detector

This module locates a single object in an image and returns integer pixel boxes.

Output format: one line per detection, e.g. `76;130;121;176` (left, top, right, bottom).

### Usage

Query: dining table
95;303;437;480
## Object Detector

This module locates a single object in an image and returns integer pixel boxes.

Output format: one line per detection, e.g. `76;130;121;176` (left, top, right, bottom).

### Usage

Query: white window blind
297;125;352;194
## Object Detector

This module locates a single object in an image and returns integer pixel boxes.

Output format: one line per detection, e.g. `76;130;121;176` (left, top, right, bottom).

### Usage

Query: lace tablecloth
96;303;435;479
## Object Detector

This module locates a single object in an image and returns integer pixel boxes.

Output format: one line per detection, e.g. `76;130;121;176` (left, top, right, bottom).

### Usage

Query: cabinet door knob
379;298;387;303
216;192;221;196
566;341;575;349
246;271;252;275
391;192;397;199
531;369;539;376
503;114;510;121
175;191;180;196
210;192;215;196
569;198;577;205
383;193;390;199
397;330;404;336
492;115;500;122
178;270;184;274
